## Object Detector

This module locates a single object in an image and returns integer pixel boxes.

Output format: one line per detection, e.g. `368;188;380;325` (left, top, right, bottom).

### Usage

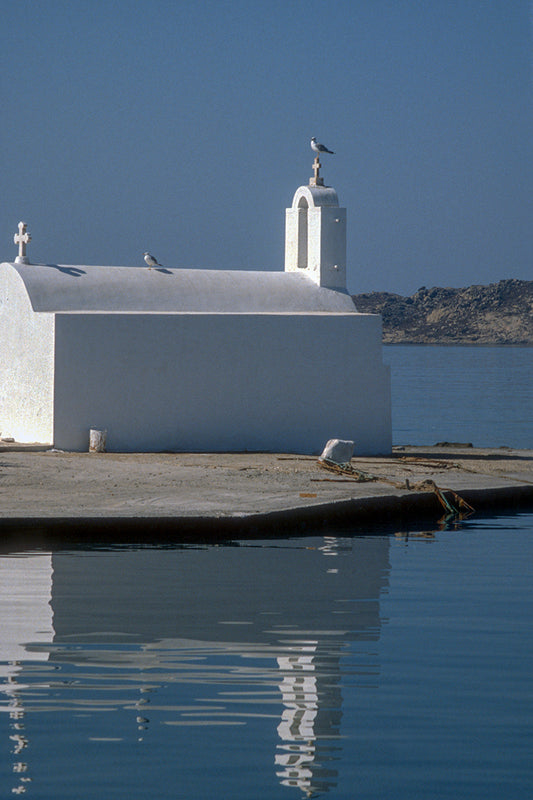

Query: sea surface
1;346;532;799
384;344;533;449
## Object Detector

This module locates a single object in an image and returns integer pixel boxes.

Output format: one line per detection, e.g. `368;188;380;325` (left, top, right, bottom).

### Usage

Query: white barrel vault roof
1;262;357;313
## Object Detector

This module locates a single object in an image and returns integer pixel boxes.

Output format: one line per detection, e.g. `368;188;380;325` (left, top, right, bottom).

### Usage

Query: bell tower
284;158;347;290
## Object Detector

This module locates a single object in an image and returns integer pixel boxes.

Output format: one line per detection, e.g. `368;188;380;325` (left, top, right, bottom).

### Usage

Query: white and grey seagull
144;251;162;269
311;136;335;155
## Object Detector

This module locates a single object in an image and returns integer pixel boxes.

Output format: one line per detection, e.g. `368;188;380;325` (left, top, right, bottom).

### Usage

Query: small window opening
297;197;308;269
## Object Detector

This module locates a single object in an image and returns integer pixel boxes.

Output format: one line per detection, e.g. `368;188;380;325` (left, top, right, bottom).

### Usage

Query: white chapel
0;158;392;454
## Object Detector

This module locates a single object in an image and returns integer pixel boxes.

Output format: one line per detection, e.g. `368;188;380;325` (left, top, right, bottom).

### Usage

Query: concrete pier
0;444;531;540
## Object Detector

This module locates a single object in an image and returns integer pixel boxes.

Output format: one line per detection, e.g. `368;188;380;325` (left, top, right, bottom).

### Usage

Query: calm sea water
1;346;532;799
384;344;533;449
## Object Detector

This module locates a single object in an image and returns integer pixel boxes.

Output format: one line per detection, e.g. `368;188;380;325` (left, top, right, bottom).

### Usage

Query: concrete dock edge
1;483;531;545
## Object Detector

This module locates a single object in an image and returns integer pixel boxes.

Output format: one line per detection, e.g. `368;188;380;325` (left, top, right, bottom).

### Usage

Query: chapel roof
1;262;357;314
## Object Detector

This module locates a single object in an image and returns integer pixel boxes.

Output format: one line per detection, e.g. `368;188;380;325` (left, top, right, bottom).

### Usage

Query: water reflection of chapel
1;536;390;796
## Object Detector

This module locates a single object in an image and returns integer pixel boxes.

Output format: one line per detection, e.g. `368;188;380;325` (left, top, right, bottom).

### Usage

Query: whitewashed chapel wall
53;312;391;454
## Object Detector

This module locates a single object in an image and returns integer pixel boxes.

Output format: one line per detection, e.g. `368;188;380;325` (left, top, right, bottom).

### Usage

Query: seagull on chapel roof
144;251;162;269
311;136;335;155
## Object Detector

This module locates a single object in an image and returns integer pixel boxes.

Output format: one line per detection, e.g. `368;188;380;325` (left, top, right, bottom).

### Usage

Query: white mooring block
319;438;355;464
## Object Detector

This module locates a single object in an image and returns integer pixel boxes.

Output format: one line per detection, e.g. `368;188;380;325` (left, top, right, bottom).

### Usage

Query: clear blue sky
2;0;532;294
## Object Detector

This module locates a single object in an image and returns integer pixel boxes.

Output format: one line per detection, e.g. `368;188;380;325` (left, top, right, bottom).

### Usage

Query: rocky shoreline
352;279;532;345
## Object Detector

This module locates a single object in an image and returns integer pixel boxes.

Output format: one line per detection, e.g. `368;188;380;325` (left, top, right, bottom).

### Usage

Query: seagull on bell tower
309;138;335;186
311;137;335;155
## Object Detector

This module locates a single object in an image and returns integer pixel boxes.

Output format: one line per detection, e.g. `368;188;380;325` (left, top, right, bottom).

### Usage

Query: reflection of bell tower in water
275;639;344;796
272;534;381;797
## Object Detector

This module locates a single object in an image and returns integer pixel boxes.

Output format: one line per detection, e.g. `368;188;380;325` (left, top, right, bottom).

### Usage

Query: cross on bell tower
14;221;31;264
309;156;324;187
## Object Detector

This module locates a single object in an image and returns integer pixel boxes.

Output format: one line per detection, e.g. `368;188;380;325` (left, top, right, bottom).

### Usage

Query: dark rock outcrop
352;279;533;344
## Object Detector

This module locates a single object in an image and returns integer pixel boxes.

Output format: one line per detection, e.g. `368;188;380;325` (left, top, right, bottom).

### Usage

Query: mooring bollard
319;438;355;464
89;429;107;453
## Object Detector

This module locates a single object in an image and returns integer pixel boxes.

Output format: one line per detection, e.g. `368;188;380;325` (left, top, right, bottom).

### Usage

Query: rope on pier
317;458;378;482
316;459;475;517
413;479;475;517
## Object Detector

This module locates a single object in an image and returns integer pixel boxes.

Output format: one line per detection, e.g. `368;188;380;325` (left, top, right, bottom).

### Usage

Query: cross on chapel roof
14;221;31;264
309;156;324;187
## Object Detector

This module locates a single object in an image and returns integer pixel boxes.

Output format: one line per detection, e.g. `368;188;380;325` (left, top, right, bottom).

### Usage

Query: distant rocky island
352;279;533;345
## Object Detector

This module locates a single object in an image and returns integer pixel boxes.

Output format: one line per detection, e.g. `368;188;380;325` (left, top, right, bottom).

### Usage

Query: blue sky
2;0;532;294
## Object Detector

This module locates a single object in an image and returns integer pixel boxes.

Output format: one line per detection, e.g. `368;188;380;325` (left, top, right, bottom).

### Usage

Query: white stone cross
14;221;31;263
310;156;324;187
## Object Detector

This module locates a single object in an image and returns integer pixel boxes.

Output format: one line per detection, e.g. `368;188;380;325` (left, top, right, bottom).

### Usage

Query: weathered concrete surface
0;444;531;538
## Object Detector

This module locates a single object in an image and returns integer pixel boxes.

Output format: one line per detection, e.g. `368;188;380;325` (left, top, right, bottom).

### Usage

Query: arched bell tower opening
296;195;309;269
